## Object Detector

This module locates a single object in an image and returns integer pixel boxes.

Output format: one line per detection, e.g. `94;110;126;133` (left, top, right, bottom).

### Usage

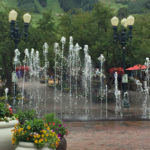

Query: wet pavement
65;121;150;150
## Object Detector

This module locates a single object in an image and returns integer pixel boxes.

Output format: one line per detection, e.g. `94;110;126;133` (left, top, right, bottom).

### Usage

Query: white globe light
23;13;31;23
127;15;135;26
121;18;128;28
9;10;18;22
111;16;119;26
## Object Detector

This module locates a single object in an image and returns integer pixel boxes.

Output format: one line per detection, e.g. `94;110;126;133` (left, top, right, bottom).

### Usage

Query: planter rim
0;119;18;128
18;142;54;149
19;142;36;148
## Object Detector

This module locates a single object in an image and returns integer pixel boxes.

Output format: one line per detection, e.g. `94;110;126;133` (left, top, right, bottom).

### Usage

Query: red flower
9;107;13;115
52;122;55;126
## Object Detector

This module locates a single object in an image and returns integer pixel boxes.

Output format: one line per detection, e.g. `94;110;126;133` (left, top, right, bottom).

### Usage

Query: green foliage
0;103;14;121
44;113;68;138
128;0;148;14
17;109;36;125
58;0;98;12
26;119;45;133
58;2;115;67
118;7;128;19
115;0;128;5
38;0;47;8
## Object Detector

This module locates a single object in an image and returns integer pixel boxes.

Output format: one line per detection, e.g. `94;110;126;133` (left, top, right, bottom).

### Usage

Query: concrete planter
0;120;18;150
15;142;55;150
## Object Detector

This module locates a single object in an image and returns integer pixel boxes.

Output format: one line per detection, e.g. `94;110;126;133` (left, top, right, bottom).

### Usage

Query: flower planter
15;142;55;150
0;120;18;150
56;137;67;150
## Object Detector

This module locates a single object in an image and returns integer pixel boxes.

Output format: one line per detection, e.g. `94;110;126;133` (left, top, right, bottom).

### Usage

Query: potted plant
0;102;18;150
44;113;69;150
12;118;60;150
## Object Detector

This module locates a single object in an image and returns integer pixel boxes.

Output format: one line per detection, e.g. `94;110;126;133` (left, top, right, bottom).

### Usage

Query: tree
118;7;128;19
58;0;98;12
0;11;15;95
58;2;116;68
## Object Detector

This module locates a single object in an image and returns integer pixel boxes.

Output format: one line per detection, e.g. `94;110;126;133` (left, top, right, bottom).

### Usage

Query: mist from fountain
82;45;93;118
98;54;105;118
114;72;122;118
11;36;150;121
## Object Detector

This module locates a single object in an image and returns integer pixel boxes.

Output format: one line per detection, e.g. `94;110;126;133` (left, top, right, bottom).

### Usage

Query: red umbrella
126;67;134;70
126;64;146;70
133;64;147;70
109;67;124;75
16;66;30;71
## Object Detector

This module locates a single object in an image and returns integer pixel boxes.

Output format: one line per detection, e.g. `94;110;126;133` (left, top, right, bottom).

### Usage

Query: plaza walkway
65;121;150;150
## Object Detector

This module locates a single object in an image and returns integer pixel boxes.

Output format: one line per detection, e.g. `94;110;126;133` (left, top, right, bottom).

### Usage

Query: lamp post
111;15;135;108
8;10;31;48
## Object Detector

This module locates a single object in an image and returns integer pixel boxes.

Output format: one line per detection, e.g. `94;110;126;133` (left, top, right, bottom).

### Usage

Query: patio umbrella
126;67;134;70
109;67;124;75
126;64;147;70
16;66;30;71
133;64;147;70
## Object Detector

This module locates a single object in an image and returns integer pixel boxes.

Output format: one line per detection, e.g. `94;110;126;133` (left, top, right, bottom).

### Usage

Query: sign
122;74;128;83
12;72;17;83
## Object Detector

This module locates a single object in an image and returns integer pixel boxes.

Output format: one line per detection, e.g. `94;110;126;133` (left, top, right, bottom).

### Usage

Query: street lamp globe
9;10;18;22
127;15;135;26
23;13;31;24
111;16;119;26
121;18;128;28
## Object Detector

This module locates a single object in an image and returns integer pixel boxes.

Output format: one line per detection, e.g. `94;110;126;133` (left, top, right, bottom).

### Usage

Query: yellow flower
42;130;47;134
27;126;31;130
45;138;47;142
39;138;43;143
34;140;38;144
56;141;59;147
12;137;16;144
37;134;40;138
42;134;44;138
47;127;50;130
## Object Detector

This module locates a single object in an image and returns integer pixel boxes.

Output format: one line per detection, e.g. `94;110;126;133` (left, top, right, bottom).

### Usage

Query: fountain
10;36;150;121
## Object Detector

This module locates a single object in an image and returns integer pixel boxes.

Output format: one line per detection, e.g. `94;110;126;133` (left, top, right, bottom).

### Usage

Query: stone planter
15;142;55;150
0;120;18;150
56;137;67;150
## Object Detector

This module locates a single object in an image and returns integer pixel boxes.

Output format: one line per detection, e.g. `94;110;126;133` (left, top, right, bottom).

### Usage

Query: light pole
111;15;135;108
8;10;31;48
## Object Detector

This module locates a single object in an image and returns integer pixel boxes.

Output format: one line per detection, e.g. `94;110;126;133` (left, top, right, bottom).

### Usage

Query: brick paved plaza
66;121;150;150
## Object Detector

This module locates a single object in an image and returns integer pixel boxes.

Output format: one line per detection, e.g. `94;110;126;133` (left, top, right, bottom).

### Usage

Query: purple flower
58;133;62;137
56;128;58;130
59;124;62;127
